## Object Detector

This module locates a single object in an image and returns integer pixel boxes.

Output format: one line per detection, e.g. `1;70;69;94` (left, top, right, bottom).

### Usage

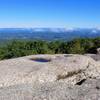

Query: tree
67;39;85;54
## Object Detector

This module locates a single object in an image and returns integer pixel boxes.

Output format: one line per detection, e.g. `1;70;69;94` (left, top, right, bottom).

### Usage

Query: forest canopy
0;37;100;60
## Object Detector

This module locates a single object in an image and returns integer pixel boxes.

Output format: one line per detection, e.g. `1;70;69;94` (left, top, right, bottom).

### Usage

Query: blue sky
0;0;100;28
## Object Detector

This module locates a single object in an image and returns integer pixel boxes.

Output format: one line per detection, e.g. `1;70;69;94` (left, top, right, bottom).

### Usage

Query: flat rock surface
0;54;100;100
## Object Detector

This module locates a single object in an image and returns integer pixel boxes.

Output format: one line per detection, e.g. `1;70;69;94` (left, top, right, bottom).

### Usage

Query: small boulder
97;48;100;54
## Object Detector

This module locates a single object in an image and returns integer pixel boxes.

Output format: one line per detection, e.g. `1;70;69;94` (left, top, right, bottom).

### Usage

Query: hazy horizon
1;26;100;29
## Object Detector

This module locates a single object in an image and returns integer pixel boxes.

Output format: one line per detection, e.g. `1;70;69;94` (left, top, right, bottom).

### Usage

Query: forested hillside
0;37;100;60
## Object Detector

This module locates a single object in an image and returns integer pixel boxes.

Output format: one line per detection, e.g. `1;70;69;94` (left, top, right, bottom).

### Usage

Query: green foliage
0;37;100;60
48;41;66;54
67;39;85;54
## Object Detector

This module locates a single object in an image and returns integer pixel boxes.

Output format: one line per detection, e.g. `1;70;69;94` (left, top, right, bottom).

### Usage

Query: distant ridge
0;28;100;41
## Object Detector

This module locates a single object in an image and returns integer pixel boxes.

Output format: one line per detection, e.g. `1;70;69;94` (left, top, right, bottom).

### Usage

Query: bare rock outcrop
0;54;100;100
